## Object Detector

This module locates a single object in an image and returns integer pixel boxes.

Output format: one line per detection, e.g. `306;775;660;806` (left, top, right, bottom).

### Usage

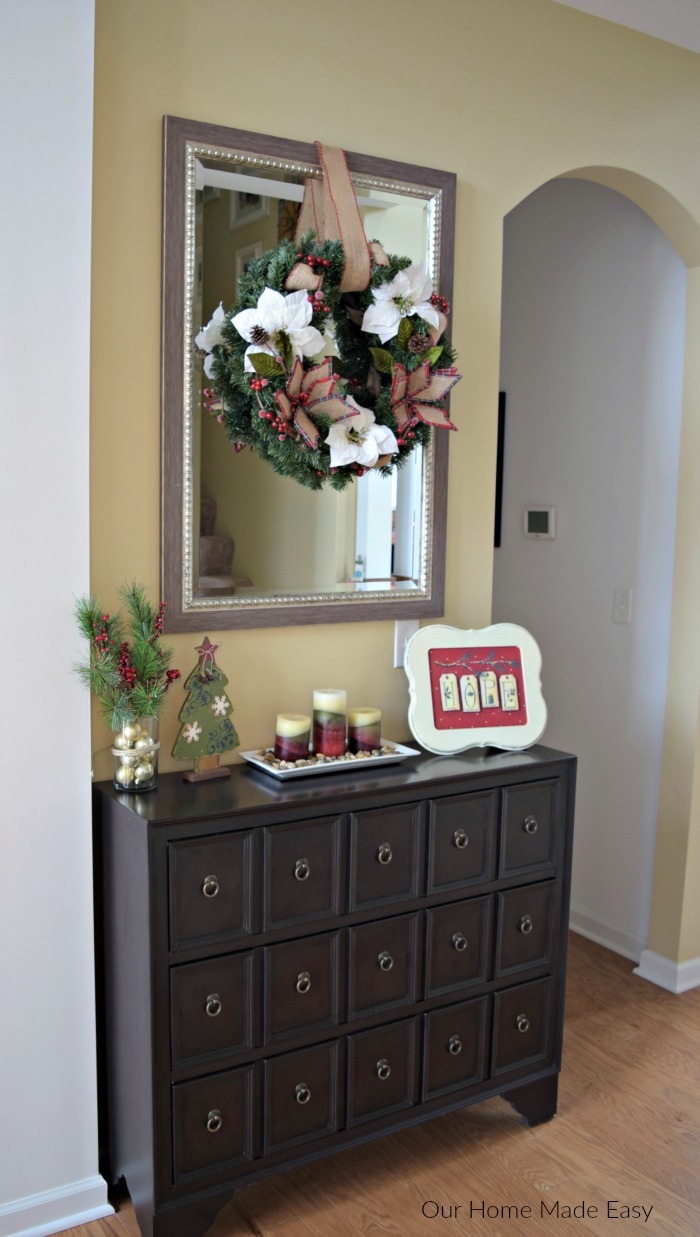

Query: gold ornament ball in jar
134;760;155;784
115;764;137;787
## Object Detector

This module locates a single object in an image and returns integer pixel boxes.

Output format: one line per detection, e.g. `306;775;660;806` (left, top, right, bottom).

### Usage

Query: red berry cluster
92;614;113;656
430;293;450;315
257;406;294;442
152;601;166;638
250;377;269;392
118;642;137;688
297;252;331;271
165;668;182;689
396;429;416;447
306;287;332;316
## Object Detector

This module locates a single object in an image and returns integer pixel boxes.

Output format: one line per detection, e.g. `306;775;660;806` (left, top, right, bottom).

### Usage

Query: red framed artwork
404;624;547;754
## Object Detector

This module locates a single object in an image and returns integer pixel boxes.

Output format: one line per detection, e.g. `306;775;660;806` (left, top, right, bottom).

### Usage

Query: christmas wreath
195;146;461;492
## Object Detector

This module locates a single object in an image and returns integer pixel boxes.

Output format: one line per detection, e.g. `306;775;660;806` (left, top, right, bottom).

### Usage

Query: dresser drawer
495;881;555;977
263;816;343;930
169;832;255;950
263;1040;342;1155
425;896;493;997
172;1063;255;1182
348;912;420;1020
263;931;342;1044
171;951;257;1068
427;791;497;893
499;780;559;877
422;996;489;1100
349;802;423;910
492;977;553;1076
347;1018;418;1127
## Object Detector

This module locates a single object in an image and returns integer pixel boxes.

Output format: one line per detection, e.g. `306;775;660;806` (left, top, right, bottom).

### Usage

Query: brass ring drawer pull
377;842;393;865
453;829;469;849
378;951;394;972
205;993;222;1017
376;1058;391;1080
294;858;310;881
206;1108;223;1133
452;932;468;952
202;874;219;898
295;1083;311;1105
296;971;311;994
523;815;539;835
516;1014;530;1034
518;914;534;935
448;1035;463;1056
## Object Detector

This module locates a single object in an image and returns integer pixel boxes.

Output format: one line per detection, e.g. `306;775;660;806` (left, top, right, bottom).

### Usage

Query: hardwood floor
59;934;700;1237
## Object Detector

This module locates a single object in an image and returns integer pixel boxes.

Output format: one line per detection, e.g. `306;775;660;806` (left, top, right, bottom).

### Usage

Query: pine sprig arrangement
74;583;181;731
197;233;459;492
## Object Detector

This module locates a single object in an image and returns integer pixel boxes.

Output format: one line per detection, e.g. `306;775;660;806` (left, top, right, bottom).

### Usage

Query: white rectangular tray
240;740;420;780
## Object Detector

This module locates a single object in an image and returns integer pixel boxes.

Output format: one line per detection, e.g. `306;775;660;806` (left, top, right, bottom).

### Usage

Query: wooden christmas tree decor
172;637;239;782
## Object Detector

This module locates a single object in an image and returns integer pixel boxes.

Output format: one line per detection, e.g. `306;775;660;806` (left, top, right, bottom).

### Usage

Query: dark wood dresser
93;743;576;1237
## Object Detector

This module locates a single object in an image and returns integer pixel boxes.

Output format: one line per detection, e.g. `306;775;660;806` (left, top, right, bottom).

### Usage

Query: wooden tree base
182;766;231;783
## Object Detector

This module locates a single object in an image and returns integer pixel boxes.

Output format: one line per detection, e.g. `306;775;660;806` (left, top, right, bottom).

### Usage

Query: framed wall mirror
161;115;456;631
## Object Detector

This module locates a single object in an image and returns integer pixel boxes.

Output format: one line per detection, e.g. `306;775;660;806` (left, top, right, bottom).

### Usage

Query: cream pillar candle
312;688;347;756
348;706;382;753
274;713;311;761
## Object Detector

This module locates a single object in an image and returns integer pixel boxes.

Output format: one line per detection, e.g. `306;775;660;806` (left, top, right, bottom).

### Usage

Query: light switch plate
613;587;633;624
394;618;419;668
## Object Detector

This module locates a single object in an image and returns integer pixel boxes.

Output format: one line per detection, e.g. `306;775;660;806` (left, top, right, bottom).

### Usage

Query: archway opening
492;175;688;961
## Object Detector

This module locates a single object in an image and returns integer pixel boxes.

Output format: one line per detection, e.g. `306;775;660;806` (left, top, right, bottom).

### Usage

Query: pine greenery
74;583;181;731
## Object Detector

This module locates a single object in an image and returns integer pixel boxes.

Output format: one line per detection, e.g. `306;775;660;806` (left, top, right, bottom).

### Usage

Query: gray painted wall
493;178;686;959
0;2;110;1234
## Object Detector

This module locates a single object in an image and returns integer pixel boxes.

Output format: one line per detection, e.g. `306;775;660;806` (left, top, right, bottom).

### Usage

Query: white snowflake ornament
184;721;203;744
211;695;230;717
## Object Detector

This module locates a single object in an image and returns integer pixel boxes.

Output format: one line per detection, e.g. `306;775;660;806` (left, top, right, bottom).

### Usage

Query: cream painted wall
91;0;700;965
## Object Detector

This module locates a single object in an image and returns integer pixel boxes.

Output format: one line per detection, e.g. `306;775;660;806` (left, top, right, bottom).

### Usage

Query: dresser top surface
93;743;575;827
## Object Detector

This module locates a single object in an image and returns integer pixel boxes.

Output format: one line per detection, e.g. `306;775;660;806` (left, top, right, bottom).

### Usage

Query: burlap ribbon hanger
285;143;389;294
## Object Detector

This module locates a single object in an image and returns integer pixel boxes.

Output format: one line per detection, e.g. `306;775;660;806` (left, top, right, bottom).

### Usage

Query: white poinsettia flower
232;287;325;371
325;397;398;468
195;302;226;352
361;263;440;344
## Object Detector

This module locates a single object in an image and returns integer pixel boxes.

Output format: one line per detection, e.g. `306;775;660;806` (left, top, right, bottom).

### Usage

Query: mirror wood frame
161;115;456;632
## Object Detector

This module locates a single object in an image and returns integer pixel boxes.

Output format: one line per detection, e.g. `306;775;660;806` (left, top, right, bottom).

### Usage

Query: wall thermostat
523;506;556;539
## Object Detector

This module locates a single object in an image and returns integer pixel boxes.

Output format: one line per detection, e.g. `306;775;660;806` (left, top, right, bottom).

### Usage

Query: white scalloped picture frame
404;623;547;755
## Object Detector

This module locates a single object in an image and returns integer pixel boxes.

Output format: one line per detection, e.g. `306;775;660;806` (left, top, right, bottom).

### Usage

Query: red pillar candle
274;713;311;761
348;707;382;753
312;688;347;756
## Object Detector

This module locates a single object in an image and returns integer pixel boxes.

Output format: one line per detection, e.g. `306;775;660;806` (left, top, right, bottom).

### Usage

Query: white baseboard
0;1175;112;1237
634;949;700;994
568;906;645;963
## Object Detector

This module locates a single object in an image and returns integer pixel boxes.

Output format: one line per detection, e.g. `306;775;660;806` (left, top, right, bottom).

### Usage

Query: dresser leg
502;1073;558;1126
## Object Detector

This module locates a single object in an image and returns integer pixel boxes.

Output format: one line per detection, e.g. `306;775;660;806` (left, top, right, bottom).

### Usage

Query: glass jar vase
111;717;159;792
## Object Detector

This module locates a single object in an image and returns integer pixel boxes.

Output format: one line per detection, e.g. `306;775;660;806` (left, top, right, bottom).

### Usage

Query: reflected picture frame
235;240;264;287
404;623;547;754
230;190;270;230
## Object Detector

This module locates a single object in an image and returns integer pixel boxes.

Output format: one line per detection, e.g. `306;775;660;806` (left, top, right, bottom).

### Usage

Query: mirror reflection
193;160;431;602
